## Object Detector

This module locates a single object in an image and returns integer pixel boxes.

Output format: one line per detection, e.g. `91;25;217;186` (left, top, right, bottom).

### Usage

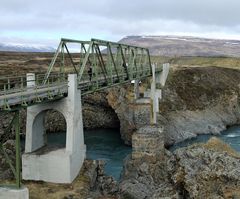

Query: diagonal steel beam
63;43;78;74
94;44;108;82
43;41;63;84
107;43;119;82
78;41;93;80
119;45;129;80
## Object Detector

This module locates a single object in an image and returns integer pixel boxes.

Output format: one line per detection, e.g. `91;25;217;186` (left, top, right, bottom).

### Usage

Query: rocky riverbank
159;66;240;146
2;129;239;199
117;129;240;199
23;126;237;199
1;65;240;198
106;66;240;146
1;66;239;147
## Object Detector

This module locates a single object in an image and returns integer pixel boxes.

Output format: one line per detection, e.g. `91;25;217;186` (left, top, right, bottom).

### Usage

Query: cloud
1;0;240;45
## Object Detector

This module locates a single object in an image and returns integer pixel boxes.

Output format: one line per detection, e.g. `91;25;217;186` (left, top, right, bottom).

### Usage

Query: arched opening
45;110;66;148
84;128;131;180
82;92;132;180
31;109;67;153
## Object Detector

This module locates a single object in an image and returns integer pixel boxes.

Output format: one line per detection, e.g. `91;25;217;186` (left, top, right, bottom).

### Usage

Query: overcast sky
1;0;240;46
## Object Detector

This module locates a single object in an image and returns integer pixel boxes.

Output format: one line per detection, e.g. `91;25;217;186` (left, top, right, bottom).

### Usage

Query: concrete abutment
22;74;86;183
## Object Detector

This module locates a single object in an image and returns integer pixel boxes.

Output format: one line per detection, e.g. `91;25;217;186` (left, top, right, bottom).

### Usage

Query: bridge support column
26;73;35;87
134;80;140;99
150;63;170;124
0;187;29;199
22;74;86;183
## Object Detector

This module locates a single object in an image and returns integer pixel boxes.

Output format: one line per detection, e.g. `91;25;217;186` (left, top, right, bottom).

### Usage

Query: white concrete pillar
134;80;140;99
150;63;170;124
156;63;170;86
26;73;35;87
25;110;46;153
65;74;85;153
0;187;29;199
151;64;157;124
22;74;86;183
25;72;46;152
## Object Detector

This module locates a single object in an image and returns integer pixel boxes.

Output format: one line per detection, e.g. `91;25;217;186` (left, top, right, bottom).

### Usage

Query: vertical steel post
132;48;137;78
143;52;148;75
107;44;113;84
15;110;21;188
61;42;65;76
147;49;152;75
139;49;143;76
92;45;98;89
115;47;123;82
128;48;133;79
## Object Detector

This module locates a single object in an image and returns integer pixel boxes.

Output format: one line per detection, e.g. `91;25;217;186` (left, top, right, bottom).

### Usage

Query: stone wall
132;126;164;159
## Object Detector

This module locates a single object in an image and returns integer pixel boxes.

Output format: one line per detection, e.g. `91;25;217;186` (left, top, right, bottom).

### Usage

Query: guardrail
0;73;68;110
0;63;163;110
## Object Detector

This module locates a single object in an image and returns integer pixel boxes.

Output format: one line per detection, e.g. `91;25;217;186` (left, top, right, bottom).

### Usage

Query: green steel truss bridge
0;38;163;189
0;38;162;111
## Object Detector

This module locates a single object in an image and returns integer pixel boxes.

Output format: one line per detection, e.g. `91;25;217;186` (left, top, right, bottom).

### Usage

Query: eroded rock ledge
2;127;239;199
118;127;240;199
107;66;240;146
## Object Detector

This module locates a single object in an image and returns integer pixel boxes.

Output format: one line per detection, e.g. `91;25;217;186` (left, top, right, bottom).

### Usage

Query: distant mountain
119;35;240;57
0;42;55;52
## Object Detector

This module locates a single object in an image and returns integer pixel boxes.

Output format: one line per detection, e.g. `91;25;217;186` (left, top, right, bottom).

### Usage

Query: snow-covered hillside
0;42;55;52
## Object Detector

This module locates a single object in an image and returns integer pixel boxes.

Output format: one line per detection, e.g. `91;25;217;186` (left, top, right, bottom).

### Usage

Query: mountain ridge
118;35;240;57
0;42;55;52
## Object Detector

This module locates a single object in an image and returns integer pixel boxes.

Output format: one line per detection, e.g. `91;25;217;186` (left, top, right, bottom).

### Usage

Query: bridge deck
0;38;162;111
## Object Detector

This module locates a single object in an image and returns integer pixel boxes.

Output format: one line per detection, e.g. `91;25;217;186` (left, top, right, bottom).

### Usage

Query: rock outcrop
107;85;152;145
172;137;240;198
106;66;240;146
119;126;180;199
82;92;120;129
160;66;240;146
119;128;240;199
2;66;238;147
0;139;16;180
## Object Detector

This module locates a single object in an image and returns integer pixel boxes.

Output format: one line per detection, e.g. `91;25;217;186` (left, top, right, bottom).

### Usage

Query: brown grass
203;137;240;158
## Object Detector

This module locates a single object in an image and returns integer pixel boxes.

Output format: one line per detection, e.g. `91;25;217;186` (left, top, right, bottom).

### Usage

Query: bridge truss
44;38;154;94
0;38;162;111
0;38;163;188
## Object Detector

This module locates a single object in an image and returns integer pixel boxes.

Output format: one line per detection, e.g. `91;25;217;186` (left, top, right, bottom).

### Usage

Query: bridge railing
0;73;68;110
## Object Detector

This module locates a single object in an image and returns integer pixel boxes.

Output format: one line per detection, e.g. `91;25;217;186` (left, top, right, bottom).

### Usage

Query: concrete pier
0;186;29;199
148;63;170;124
134;79;140;99
22;74;86;183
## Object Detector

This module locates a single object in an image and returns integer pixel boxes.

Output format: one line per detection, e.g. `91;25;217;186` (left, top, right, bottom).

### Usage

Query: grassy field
151;55;240;70
0;52;239;77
